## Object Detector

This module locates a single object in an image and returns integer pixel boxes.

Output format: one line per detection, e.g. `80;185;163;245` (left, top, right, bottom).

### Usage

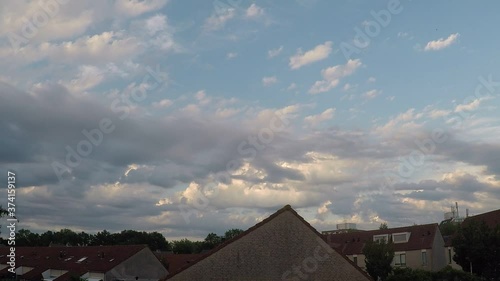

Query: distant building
0;245;168;281
322;223;360;235
324;223;447;272
166;205;371;281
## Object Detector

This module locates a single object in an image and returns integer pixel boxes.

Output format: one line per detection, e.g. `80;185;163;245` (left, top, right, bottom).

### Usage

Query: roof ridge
166;205;372;280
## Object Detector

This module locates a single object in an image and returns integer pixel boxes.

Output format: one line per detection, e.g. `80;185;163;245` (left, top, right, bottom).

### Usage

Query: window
353;256;358;266
422;251;427;266
373;234;389;242
395;253;406;266
392;232;411;243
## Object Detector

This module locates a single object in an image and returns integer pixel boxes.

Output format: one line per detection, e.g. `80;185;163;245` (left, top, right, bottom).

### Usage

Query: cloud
289;41;333;69
362;89;381;100
287;83;297;91
226;52;238;59
245;4;264;18
152;99;173;108
114;0;169;18
367;77;376;83
454;97;485;112
304;108;335;127
424;33;460;51
262;76;278;86
268;46;284;58
204;8;236;31
308;59;362;94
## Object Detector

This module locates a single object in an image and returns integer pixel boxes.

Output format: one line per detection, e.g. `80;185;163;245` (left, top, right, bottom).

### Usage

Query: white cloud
308;59;362;94
363;89;381;100
268;46;284;58
428;109;451;119
424;33;460;51
289;41;333;70
204;8;236;31
454;97;486;112
114;0;169;18
262;76;278;86
226;52;238;59
367;77;376;83
62;65;105;93
152;99;173;108
245;4;264;18
386;96;395;101
304;108;335;127
287;83;297;91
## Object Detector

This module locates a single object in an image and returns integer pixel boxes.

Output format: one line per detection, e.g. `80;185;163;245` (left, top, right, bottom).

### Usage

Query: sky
1;0;500;241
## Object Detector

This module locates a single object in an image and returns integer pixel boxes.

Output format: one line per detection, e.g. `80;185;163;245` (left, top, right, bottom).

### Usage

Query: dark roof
0;245;147;279
166;205;372;280
155;254;203;273
324;223;439;255
463;208;500;228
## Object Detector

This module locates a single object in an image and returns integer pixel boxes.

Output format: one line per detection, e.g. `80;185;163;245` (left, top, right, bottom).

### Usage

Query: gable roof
0;245;147;280
156;253;203;273
463;208;500;228
324;223;439;255
167;205;371;280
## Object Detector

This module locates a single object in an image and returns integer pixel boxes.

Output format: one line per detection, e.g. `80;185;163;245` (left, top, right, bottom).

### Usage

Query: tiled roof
165;205;372;280
155;254;203;273
324;223;439;255
463;208;500;228
0;245;146;280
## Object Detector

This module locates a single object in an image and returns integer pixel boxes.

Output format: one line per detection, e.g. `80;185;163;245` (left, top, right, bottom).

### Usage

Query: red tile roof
463;208;500;228
165;205;372;280
155;254;203;274
0;245;147;280
324;223;439;255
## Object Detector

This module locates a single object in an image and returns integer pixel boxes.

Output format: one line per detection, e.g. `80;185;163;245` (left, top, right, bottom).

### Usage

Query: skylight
76;257;87;263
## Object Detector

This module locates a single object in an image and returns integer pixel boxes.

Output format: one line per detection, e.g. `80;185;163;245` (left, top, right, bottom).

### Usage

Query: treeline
0;228;244;254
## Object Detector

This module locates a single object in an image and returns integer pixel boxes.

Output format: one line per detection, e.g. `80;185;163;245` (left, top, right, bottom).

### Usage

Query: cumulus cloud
268;46;284;58
309;59;362;94
424;33;460;51
245;4;264;18
289;41;333;69
262;76;278;86
304;108;335;127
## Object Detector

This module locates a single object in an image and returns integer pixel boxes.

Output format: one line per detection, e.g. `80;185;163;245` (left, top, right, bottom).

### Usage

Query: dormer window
392;232;411;243
373;234;389;242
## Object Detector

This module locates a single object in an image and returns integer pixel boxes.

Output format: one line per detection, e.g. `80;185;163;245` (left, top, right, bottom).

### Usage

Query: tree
172;239;195;254
203;232;222;250
223;228;244;241
453;220;500;279
363;238;395;281
16;229;41;246
379;223;388;230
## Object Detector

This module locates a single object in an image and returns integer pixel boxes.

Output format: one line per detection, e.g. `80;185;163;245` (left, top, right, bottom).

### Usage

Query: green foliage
223;228;244;241
362;238;395;281
439;221;460;236
379;223;389;230
452;220;500;279
172;238;196;254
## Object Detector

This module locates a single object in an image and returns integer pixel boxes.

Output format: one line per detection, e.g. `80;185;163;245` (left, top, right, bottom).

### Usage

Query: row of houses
2;206;498;280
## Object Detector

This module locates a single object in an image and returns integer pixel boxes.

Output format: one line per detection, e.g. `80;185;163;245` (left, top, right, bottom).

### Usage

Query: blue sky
1;0;500;240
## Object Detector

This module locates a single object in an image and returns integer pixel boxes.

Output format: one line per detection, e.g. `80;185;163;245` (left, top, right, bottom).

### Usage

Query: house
154;253;202;274
462;208;500;229
166;205;372;281
324;223;447;272
0;245;168;281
